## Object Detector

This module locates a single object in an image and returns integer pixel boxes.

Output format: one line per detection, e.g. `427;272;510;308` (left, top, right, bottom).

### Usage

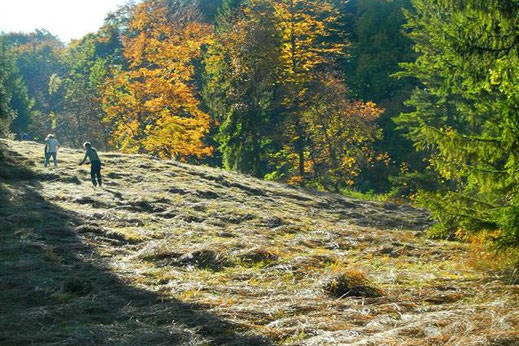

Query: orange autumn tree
102;0;213;159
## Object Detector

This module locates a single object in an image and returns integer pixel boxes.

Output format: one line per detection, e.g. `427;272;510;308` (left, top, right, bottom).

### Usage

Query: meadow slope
1;139;517;345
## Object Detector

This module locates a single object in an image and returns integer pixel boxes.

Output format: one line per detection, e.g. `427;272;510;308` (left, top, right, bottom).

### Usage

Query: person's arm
79;151;88;165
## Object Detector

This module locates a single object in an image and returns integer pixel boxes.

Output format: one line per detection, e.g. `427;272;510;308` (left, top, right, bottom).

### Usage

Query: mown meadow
1;139;517;345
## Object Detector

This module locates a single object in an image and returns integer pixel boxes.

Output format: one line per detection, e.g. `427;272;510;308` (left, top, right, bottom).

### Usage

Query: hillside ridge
8;140;431;229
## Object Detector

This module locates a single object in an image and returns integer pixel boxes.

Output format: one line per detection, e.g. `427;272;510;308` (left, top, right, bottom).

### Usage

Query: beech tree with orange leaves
102;0;213;160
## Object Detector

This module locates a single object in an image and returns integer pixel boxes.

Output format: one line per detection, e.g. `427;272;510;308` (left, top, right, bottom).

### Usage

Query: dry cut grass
0;139;517;345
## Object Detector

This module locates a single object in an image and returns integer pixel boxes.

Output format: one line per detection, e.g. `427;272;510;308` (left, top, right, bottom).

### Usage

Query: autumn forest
1;0;519;253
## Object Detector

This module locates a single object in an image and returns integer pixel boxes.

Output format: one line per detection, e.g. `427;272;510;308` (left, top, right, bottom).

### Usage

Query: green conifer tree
0;37;15;136
397;0;519;249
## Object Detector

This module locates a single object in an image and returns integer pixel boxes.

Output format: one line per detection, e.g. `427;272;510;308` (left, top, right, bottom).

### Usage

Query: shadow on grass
0;143;271;345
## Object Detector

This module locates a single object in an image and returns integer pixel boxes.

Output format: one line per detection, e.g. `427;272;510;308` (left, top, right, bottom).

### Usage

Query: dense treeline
1;0;518;250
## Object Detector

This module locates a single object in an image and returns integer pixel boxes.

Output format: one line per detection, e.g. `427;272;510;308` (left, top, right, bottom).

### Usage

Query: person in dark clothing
79;142;102;187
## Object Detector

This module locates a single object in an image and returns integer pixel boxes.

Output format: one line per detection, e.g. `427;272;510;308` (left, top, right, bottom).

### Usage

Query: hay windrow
323;269;384;298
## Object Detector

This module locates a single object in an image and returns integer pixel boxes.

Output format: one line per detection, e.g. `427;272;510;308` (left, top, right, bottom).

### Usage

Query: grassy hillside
1;139;517;345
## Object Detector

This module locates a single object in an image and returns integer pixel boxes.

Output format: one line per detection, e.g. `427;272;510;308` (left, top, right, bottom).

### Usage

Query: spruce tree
397;0;519;249
0;37;14;136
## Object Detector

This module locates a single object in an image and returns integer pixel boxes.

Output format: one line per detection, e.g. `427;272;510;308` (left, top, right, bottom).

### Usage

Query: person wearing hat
44;134;60;167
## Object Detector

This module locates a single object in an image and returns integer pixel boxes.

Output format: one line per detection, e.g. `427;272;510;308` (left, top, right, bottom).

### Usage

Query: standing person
79;142;103;187
44;134;60;167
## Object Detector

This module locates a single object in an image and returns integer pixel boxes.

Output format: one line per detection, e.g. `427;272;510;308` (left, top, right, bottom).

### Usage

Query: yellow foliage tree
303;74;384;190
102;0;213;159
269;0;347;179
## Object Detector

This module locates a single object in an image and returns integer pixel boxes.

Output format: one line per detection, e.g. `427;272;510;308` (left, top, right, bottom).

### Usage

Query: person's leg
90;164;97;186
51;152;57;166
44;153;50;167
96;165;102;187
